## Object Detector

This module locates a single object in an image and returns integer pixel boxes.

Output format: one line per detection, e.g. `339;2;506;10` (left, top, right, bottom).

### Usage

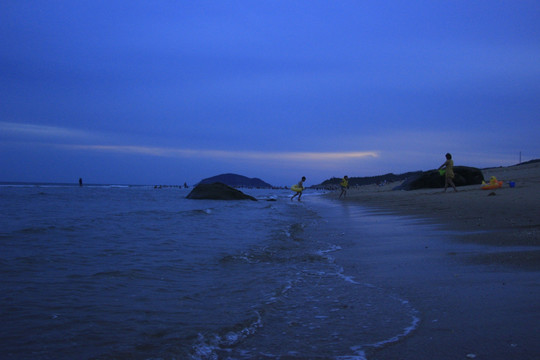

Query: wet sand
323;161;540;359
337;161;540;265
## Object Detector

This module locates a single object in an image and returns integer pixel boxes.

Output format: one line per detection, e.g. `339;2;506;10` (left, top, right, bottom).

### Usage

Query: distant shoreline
0;182;144;188
3;159;538;191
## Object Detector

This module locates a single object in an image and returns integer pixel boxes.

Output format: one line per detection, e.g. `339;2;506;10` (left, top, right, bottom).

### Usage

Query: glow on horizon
64;144;379;163
1;121;378;163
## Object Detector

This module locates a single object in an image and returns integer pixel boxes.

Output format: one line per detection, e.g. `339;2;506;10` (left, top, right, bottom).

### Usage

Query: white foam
190;312;263;359
335;264;421;359
317;244;343;255
346;305;420;359
336;355;367;360
370;313;420;348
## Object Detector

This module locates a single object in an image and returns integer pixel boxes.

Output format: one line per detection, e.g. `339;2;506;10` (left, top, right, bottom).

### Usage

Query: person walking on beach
291;176;306;201
438;153;458;192
339;175;349;199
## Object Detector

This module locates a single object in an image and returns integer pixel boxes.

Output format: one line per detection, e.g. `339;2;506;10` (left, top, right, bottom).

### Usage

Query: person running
291;176;306;201
339;175;349;199
438;153;458;192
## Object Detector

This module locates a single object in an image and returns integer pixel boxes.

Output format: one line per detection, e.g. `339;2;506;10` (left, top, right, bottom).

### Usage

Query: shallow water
1;185;455;359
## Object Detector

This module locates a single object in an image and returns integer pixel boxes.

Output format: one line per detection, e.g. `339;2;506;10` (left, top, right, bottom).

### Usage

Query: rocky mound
186;183;257;201
199;173;272;188
394;166;484;191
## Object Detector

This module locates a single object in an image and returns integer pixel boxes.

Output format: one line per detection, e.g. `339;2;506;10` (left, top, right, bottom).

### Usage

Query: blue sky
1;1;539;186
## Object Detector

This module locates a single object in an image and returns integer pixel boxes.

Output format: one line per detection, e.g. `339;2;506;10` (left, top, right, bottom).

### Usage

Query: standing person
339;175;349;199
438;153;458;192
291;176;306;201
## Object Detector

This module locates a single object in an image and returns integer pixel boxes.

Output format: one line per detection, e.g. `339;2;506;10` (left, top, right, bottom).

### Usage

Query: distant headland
155;159;540;190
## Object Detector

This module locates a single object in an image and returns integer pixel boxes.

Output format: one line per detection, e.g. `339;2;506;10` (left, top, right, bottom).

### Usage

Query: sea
0;183;447;360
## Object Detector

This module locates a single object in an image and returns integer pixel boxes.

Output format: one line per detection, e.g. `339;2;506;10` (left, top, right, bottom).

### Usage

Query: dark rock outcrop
199;173;272;188
186;182;257;201
394;166;484;191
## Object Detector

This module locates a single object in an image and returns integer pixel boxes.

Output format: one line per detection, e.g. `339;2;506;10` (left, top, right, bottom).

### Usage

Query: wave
198;229;421;359
190;312;263;360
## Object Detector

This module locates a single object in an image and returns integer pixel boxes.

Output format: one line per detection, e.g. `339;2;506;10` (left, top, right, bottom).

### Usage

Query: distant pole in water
79;178;83;187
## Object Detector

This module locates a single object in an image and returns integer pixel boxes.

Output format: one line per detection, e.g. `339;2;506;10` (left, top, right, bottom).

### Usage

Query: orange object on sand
481;181;503;190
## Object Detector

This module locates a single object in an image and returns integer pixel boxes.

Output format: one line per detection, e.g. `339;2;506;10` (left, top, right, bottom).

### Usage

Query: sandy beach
336;161;540;268
321;161;540;359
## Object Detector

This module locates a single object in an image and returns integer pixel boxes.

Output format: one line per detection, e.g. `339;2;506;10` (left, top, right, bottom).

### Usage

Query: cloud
63;144;379;163
3;120;531;179
0;121;95;140
1;121;379;167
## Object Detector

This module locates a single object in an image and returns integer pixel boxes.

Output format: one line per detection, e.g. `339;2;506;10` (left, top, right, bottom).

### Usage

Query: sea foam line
334;265;420;360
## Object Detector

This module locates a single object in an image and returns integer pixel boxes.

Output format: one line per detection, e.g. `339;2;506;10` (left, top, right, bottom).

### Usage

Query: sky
1;1;539;186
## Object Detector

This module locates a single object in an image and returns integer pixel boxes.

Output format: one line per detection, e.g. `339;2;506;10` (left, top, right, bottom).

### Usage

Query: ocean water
1;184;423;360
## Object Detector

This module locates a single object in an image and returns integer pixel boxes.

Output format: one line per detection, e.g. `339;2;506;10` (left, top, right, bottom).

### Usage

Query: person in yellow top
438;153;457;192
291;176;306;201
339;175;349;199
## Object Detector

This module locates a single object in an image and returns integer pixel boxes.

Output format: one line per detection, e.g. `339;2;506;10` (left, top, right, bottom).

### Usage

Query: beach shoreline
317;161;540;359
330;161;540;267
